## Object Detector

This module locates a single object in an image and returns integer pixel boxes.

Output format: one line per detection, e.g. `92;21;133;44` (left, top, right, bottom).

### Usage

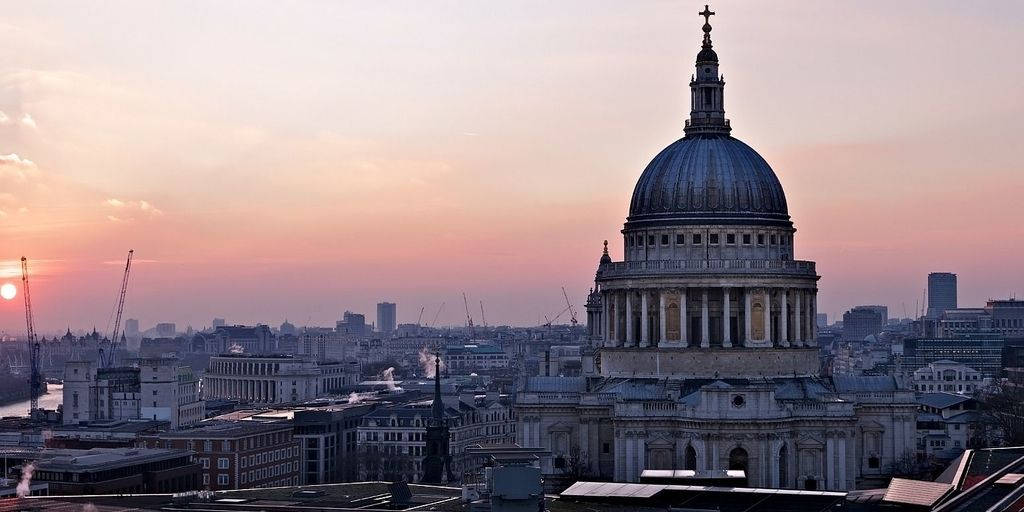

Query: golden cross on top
700;5;715;24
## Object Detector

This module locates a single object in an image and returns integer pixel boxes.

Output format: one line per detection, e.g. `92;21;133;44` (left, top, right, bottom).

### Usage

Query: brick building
143;421;299;490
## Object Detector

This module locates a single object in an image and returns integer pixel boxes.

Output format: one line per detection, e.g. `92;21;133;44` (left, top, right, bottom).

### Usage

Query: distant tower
927;272;957;318
377;302;397;333
421;355;453;484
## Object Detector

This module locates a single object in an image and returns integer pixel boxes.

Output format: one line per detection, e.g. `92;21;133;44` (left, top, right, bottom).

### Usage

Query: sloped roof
918;392;972;410
883;478;953;507
832;374;900;393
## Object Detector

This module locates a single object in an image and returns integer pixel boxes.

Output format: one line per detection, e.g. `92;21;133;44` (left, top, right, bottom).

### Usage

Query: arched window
728;447;748;472
684;445;697;471
778;444;788;487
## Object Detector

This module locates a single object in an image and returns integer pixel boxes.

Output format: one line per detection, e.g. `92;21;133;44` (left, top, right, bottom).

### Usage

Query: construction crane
430;302;446;328
20;257;43;417
543;305;572;328
104;249;133;367
416;306;425;326
462;292;475;330
479;301;488;328
562;287;578;326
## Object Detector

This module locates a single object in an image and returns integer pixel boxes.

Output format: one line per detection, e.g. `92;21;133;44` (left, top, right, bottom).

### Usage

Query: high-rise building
124;318;140;337
377;302;397;333
927;272;958;318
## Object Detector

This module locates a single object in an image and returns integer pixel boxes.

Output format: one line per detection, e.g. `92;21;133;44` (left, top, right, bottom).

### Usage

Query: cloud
103;198;164;219
0;111;9;124
0;153;39;181
20;113;37;129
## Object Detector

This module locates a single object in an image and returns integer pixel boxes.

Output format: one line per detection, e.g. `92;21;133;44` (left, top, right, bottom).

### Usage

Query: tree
977;382;1024;446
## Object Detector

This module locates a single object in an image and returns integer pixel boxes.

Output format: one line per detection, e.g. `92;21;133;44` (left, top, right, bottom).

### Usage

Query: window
647;235;655;246
769;234;777;245
602;442;610;454
660;234;669;246
217;474;229;485
692;233;702;245
222;440;230;451
676;234;684;245
218;458;229;469
757;234;765;245
742;233;751;245
203;474;209;485
709;233;719;245
201;458;210;469
726;233;735;244
204;440;213;452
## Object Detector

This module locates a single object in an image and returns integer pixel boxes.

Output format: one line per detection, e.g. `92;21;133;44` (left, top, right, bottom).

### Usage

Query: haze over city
1;1;1022;333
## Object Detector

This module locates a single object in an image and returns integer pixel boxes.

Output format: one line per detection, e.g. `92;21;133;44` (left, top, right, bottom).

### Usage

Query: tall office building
377;302;397;333
927;272;957;318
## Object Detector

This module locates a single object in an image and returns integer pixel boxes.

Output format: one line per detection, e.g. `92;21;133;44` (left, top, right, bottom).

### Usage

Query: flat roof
158;420;291;439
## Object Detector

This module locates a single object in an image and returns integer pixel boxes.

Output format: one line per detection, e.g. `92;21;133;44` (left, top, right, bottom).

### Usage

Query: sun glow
0;283;16;301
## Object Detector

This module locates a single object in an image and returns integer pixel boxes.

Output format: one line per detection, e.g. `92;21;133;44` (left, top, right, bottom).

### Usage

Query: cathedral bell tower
685;5;731;136
421;355;454;484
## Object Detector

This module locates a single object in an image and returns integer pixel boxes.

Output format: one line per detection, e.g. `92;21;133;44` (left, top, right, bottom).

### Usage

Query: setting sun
0;283;15;301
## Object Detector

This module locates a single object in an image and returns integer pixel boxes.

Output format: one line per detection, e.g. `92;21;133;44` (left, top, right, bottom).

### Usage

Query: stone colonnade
203;376;280;403
598;286;816;348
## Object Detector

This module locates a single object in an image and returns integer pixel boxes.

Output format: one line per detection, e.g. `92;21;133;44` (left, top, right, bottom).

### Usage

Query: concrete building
357;391;515;482
927;273;958;318
912;360;988;394
842;306;887;342
62;358;204;429
144;421;299;490
916;393;979;461
298;327;349;362
155;323;176;337
202;354;321;404
445;344;509;372
516;11;916;493
192;324;276;355
337;311;369;336
0;447;200;495
292;403;375;484
900;335;1004;379
377;302;397;334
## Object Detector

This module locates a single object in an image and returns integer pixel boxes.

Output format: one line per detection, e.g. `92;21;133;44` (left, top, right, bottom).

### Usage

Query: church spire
685;5;731;136
431;355;444;420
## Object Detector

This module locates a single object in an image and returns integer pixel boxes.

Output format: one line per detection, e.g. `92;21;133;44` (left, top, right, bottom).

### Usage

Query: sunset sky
1;1;1022;335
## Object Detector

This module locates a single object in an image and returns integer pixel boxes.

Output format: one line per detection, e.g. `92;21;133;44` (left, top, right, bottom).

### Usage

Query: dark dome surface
627;134;790;227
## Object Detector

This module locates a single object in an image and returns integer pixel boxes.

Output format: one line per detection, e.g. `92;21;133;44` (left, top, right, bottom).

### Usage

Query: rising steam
16;462;34;498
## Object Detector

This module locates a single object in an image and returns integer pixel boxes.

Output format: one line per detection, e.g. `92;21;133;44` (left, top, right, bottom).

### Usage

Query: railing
598;259;817;277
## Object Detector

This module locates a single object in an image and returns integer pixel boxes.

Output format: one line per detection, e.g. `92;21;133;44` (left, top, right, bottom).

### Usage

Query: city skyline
2;1;1023;333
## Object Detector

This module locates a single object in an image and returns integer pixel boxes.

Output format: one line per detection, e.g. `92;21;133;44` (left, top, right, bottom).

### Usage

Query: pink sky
1;1;1022;334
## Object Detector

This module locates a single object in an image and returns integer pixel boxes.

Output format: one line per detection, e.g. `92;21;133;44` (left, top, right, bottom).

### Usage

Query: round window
732;395;745;408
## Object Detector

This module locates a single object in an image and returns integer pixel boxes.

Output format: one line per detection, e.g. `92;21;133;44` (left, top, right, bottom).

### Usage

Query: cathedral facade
516;8;916;491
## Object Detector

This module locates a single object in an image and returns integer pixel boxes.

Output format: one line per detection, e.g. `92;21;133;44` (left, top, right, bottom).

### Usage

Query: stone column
722;287;732;347
614;434;625;481
837;434;847;490
700;288;710;348
637;435;646;480
811;292;818;344
617;292;625;346
744;288;753;347
764;289;772;346
659;291;667;345
640;291;650;348
780;289;789;347
625;292;635;347
602;291;610;345
793;291;802;346
825;434;835;490
625;434;635;481
680;288;688;347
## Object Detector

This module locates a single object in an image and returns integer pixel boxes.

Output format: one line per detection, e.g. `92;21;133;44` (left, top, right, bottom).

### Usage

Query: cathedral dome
627;133;789;227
